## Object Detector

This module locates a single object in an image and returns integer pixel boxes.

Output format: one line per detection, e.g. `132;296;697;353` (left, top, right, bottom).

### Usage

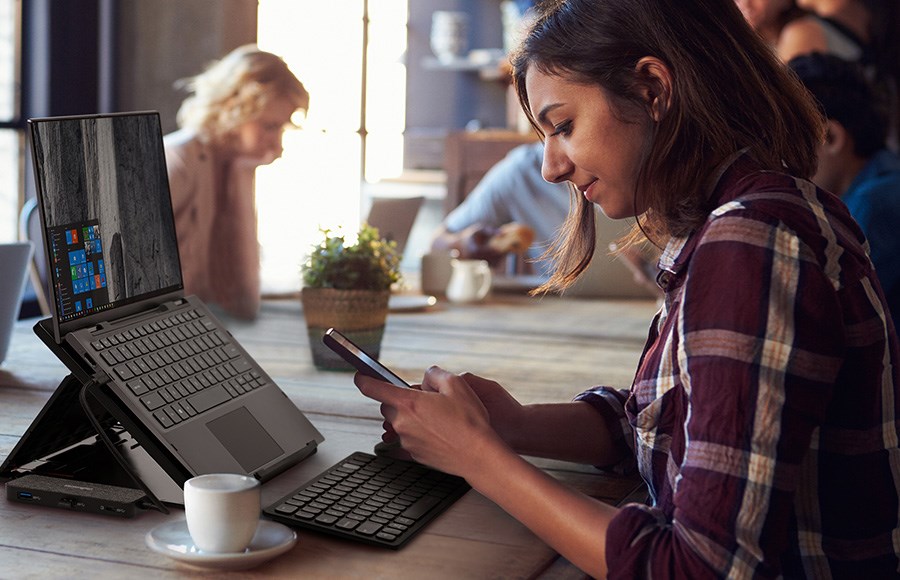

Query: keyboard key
141;392;165;411
400;493;442;520
114;365;135;381
315;514;338;525
126;379;149;396
355;521;382;536
153;410;174;428
336;517;360;530
187;385;231;413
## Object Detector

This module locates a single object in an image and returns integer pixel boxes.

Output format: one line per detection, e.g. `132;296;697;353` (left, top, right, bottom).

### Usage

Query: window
0;0;21;243
257;1;407;294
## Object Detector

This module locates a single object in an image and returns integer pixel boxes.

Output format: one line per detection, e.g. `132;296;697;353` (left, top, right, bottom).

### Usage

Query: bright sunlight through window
256;1;408;294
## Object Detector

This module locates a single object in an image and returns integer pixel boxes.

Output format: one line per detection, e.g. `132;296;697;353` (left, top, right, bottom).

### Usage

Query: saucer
389;294;437;312
146;519;297;571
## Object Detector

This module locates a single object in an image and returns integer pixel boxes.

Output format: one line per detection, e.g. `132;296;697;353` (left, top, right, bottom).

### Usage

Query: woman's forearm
503;401;625;467
464;434;618;579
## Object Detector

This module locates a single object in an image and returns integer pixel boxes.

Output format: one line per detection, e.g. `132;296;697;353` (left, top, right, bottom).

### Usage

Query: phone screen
323;328;410;388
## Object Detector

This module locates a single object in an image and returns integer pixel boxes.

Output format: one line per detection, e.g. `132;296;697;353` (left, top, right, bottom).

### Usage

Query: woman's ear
634;57;673;122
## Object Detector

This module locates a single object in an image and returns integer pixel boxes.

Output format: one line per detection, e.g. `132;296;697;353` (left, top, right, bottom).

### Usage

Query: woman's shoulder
163;129;215;172
777;15;828;62
713;170;844;231
163;128;207;157
706;170;870;279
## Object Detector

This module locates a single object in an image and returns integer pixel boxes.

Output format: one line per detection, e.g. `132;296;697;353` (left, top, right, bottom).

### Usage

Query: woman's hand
453;371;525;445
355;366;510;477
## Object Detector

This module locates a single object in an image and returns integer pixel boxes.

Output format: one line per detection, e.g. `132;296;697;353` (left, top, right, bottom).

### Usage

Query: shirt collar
657;149;757;285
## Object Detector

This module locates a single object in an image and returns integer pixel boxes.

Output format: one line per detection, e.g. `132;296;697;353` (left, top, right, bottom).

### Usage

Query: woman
164;45;309;320
355;0;900;577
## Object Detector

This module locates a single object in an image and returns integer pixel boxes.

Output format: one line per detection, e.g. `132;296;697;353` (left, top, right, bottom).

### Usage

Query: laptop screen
29;112;183;338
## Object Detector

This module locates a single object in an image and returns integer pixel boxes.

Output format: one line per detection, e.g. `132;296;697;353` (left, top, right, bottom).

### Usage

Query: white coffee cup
421;251;455;296
446;258;492;303
183;473;261;553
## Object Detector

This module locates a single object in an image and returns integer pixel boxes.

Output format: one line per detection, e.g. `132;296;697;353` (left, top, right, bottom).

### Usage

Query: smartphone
322;328;410;388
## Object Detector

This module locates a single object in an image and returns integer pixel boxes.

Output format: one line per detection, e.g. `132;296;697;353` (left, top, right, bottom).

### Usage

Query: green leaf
301;223;401;291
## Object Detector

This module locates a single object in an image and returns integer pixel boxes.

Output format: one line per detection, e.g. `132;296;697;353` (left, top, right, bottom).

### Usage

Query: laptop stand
0;319;187;513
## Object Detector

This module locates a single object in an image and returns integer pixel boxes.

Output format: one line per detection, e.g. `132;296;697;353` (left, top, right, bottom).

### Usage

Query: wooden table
0;293;657;578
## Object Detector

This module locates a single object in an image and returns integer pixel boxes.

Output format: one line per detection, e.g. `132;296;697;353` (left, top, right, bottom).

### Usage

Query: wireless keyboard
263;451;469;549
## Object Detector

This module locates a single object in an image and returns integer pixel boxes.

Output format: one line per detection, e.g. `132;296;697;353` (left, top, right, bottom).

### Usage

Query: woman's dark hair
510;0;825;293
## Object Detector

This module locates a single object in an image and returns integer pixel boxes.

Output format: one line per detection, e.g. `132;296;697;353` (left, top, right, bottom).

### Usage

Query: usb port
16;491;33;500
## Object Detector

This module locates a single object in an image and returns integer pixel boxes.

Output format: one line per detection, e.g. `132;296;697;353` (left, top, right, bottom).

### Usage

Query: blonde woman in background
164;45;309;320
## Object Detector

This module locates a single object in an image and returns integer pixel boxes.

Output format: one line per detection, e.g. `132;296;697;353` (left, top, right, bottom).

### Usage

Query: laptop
565;209;660;299
23;111;323;500
0;242;34;364
364;196;424;255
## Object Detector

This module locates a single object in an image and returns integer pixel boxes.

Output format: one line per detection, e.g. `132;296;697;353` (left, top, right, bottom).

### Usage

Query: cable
77;374;169;515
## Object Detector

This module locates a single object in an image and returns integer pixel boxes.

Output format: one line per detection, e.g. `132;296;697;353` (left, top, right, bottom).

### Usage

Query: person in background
354;0;900;577
790;52;900;329
430;141;565;272
780;0;899;147
735;0;809;56
164;45;309;320
430;141;661;294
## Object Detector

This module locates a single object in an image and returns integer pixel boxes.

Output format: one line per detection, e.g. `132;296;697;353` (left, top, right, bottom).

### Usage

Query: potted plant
300;224;401;370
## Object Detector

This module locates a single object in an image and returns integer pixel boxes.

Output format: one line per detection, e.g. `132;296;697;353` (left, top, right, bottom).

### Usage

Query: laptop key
141;392;165;411
153;410;174;428
187;384;232;413
127;379;149;396
222;343;241;359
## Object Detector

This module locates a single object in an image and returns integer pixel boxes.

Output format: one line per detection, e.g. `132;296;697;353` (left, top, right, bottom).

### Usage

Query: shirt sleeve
606;210;846;578
443;148;525;233
573;386;637;475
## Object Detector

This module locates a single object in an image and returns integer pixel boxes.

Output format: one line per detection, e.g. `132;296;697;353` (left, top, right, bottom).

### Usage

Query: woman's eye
550;120;572;137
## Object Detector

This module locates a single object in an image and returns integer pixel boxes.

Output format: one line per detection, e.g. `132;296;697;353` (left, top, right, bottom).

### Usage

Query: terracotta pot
300;287;390;371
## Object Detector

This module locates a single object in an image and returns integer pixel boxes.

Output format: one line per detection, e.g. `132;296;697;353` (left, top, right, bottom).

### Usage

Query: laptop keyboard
264;451;470;549
88;308;265;428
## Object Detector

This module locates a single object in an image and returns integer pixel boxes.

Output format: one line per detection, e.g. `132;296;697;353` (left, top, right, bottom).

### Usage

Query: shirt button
656;271;673;291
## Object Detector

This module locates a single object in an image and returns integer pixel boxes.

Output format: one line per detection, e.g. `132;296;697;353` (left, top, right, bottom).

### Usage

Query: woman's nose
541;140;572;184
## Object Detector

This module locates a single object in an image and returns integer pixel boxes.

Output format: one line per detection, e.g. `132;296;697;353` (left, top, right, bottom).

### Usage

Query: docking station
6;474;148;518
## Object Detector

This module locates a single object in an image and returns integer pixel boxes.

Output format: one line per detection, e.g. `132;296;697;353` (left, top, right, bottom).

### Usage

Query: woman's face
232;95;297;165
525;67;653;219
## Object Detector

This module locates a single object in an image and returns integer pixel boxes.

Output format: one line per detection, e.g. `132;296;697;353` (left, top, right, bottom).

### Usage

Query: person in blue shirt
790;52;900;328
431;142;568;269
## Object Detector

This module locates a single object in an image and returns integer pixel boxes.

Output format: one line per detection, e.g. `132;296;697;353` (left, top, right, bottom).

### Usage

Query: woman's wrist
499;403;535;453
460;427;522;486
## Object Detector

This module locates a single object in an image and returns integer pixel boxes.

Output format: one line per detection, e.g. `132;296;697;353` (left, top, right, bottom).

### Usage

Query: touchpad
206;407;284;473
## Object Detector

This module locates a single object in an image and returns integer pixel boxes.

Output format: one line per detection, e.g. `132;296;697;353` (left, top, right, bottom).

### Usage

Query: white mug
446;259;492;303
183;473;261;553
421;251;455;296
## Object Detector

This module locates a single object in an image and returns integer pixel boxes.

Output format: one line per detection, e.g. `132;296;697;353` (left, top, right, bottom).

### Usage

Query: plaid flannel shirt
577;157;900;579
